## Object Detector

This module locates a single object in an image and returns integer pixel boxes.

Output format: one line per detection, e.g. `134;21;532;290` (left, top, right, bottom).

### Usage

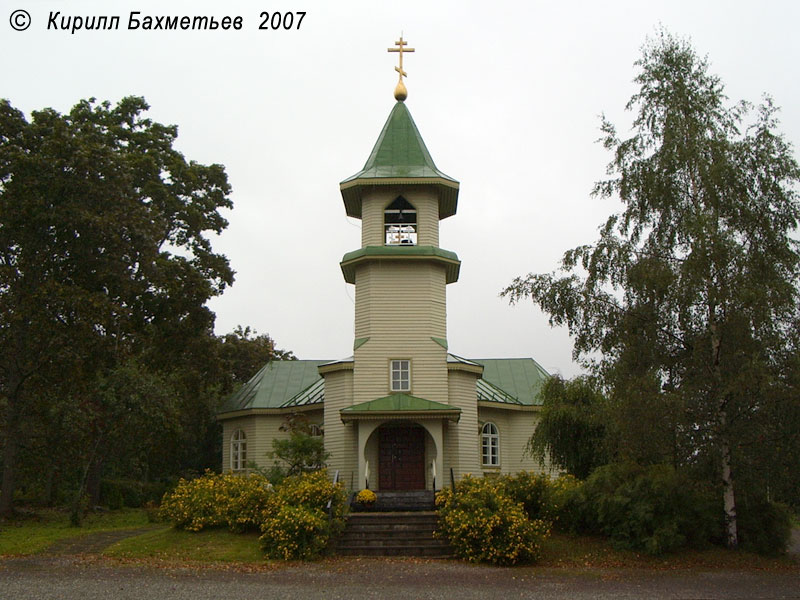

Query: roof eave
340;178;459;220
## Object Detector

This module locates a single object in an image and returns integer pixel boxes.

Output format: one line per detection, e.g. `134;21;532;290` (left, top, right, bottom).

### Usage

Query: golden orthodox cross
388;35;415;79
388;35;415;101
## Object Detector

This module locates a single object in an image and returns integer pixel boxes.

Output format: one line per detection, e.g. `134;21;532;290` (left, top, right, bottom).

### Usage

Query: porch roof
340;393;461;422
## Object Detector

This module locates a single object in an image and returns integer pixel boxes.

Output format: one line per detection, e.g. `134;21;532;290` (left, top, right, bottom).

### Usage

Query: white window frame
390;359;411;392
231;429;247;471
481;422;500;467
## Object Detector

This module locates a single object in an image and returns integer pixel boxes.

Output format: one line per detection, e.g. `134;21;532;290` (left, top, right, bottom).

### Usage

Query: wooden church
217;38;550;491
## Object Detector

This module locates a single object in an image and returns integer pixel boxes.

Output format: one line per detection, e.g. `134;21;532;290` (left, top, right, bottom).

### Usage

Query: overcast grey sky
3;0;799;377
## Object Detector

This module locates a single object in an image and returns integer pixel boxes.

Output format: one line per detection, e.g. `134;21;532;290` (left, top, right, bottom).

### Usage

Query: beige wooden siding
222;415;284;472
360;188;441;249
446;370;481;479
361;193;386;247
353;261;449;404
478;407;550;475
322;369;357;487
413;191;439;247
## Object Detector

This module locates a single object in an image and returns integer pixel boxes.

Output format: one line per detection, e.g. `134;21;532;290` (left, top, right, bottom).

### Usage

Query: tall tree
503;31;800;548
218;325;296;393
526;375;609;479
0;97;234;514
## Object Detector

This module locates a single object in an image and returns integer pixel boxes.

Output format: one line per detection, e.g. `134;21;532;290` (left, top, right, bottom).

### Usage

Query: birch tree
503;31;800;548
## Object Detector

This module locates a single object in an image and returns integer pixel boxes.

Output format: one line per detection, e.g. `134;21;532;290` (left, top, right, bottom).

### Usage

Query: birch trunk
720;416;739;549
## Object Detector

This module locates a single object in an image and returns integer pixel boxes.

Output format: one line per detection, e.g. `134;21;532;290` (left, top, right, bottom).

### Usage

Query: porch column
422;420;444;491
357;420;381;491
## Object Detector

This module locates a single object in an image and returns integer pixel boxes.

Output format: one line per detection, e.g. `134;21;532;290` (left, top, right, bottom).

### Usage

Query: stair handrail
327;469;340;520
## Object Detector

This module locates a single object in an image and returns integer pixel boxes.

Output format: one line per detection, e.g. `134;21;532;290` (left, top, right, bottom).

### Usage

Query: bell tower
338;37;461;407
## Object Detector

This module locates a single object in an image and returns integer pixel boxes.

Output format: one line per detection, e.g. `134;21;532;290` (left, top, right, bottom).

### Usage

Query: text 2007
259;12;306;30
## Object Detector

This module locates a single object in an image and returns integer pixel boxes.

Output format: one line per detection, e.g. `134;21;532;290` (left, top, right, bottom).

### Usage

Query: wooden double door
378;425;426;490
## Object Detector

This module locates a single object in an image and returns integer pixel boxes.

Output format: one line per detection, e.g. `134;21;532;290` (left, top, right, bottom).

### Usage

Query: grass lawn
2;507;797;571
0;508;151;556
104;527;264;564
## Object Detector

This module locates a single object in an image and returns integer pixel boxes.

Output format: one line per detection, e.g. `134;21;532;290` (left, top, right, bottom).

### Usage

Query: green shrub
737;499;792;556
259;470;347;560
579;463;719;555
500;471;551;520
435;476;549;566
500;472;584;532
159;471;273;532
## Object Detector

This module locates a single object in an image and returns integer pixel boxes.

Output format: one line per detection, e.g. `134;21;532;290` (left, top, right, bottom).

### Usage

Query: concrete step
336;543;451;557
352;490;436;512
337;510;451;557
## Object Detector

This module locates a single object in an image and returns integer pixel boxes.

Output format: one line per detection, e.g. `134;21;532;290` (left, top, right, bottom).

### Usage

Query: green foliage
259;470;346;561
526;376;609;478
435;476;550;566
577;463;720;555
217;326;296;395
0;96;235;514
737;499;793;556
266;413;329;480
159;471;273;533
502;29;800;547
500;472;583;532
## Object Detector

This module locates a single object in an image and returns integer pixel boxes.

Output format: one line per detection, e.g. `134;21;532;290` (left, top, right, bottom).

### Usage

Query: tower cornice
340;245;460;284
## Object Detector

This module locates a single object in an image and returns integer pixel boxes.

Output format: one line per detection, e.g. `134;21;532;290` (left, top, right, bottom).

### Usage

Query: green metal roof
342;393;458;413
476;378;523;405
340;102;459;220
474;358;550;406
340;245;461;284
217;358;549;417
218;360;329;413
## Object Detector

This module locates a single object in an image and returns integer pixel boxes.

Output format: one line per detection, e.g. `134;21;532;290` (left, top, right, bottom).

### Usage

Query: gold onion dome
394;79;408;102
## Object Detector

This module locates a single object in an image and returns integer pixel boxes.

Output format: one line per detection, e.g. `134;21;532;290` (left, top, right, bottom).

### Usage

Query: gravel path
0;527;796;599
0;554;799;600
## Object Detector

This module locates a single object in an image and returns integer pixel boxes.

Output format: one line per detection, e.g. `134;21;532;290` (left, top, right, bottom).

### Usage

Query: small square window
390;360;411;392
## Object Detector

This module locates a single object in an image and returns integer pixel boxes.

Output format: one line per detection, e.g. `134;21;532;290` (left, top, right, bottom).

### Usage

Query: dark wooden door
378;426;425;490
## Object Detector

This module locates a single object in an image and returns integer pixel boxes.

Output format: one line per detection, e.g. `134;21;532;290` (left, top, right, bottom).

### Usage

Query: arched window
384;196;417;245
231;429;247;471
481;423;499;467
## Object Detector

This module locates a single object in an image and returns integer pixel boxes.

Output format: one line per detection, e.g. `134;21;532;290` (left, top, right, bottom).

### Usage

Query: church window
481;422;499;467
390;359;411;392
231;429;247;471
384;197;417;245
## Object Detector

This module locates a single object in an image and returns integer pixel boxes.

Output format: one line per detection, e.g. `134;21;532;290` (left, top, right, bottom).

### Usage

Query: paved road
1;555;799;600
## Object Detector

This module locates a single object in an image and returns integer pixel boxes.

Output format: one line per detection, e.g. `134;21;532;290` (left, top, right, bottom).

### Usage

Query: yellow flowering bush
355;489;377;505
435;476;550;566
159;471;273;533
260;504;329;560
259;469;347;560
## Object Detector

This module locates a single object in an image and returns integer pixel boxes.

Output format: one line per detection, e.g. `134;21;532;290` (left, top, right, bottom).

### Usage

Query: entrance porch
340;393;461;492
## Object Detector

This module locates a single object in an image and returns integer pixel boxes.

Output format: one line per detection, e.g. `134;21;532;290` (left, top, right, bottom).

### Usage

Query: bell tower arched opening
384;196;417;245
